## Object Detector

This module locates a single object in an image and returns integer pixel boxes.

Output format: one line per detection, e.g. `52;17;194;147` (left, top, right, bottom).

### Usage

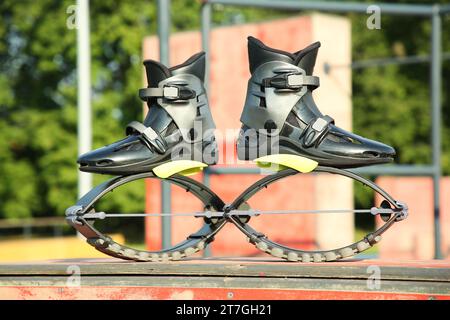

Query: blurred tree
0;0;158;220
351;0;450;172
349;0;450;214
0;0;80;219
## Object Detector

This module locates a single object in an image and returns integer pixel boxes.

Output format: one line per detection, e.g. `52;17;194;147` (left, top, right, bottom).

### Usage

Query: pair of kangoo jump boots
78;36;395;176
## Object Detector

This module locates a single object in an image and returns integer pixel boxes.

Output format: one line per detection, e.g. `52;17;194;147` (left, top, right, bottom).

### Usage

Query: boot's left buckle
163;85;196;101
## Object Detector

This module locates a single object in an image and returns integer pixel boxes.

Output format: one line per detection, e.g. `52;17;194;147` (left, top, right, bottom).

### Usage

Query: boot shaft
142;53;216;144
237;36;395;168
240;36;322;132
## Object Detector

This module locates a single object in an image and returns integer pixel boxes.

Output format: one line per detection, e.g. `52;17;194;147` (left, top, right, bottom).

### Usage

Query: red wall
376;177;450;260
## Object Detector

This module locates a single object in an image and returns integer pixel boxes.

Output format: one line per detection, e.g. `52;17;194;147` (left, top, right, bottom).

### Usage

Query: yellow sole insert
254;154;318;173
153;160;208;179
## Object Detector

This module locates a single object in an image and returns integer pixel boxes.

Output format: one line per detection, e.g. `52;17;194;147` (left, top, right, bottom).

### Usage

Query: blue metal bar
205;165;437;177
440;5;450;14
326;52;450;72
205;167;262;175
353;165;437;176
205;0;435;16
157;0;172;250
201;2;212;91
431;7;442;259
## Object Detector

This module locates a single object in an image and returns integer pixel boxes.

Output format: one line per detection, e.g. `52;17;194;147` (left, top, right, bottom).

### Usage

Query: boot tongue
170;52;205;81
247;36;295;74
293;41;321;75
142;59;171;87
247;36;321;76
143;52;206;87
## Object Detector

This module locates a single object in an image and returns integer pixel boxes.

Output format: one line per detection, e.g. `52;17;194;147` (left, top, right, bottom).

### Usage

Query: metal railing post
201;2;212;90
201;1;213;257
157;0;172;249
77;0;92;198
431;6;442;259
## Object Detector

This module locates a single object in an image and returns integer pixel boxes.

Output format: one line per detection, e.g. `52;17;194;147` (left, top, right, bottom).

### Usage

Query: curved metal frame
66;166;407;262
225;166;407;262
66;172;227;262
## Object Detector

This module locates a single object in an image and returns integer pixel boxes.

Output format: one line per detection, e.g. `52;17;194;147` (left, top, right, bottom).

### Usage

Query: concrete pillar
311;14;354;249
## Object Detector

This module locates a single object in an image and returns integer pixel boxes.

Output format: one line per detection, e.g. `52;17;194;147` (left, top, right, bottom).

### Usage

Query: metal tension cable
76;207;397;220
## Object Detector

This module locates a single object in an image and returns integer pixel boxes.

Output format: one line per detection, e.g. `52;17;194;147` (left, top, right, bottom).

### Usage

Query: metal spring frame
66;167;407;262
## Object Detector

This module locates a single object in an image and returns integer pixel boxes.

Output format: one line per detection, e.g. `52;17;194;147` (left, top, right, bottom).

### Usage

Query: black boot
237;36;395;168
78;52;218;175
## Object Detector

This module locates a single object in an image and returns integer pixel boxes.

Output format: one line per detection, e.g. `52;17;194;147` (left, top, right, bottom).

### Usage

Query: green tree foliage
351;1;450;172
0;0;157;219
349;0;450;210
0;0;448;225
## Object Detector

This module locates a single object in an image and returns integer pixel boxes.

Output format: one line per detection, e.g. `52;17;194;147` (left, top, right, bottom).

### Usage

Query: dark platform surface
0;258;449;300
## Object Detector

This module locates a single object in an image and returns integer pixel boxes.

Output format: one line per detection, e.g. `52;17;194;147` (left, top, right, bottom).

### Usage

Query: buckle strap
263;72;320;90
126;121;168;154
300;115;334;148
139;85;196;102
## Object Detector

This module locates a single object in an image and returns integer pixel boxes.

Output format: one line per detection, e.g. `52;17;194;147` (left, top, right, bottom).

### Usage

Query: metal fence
153;0;448;259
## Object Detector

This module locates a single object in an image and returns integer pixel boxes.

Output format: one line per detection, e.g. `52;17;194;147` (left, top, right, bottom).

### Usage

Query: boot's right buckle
139;85;196;101
264;72;320;91
286;73;307;89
